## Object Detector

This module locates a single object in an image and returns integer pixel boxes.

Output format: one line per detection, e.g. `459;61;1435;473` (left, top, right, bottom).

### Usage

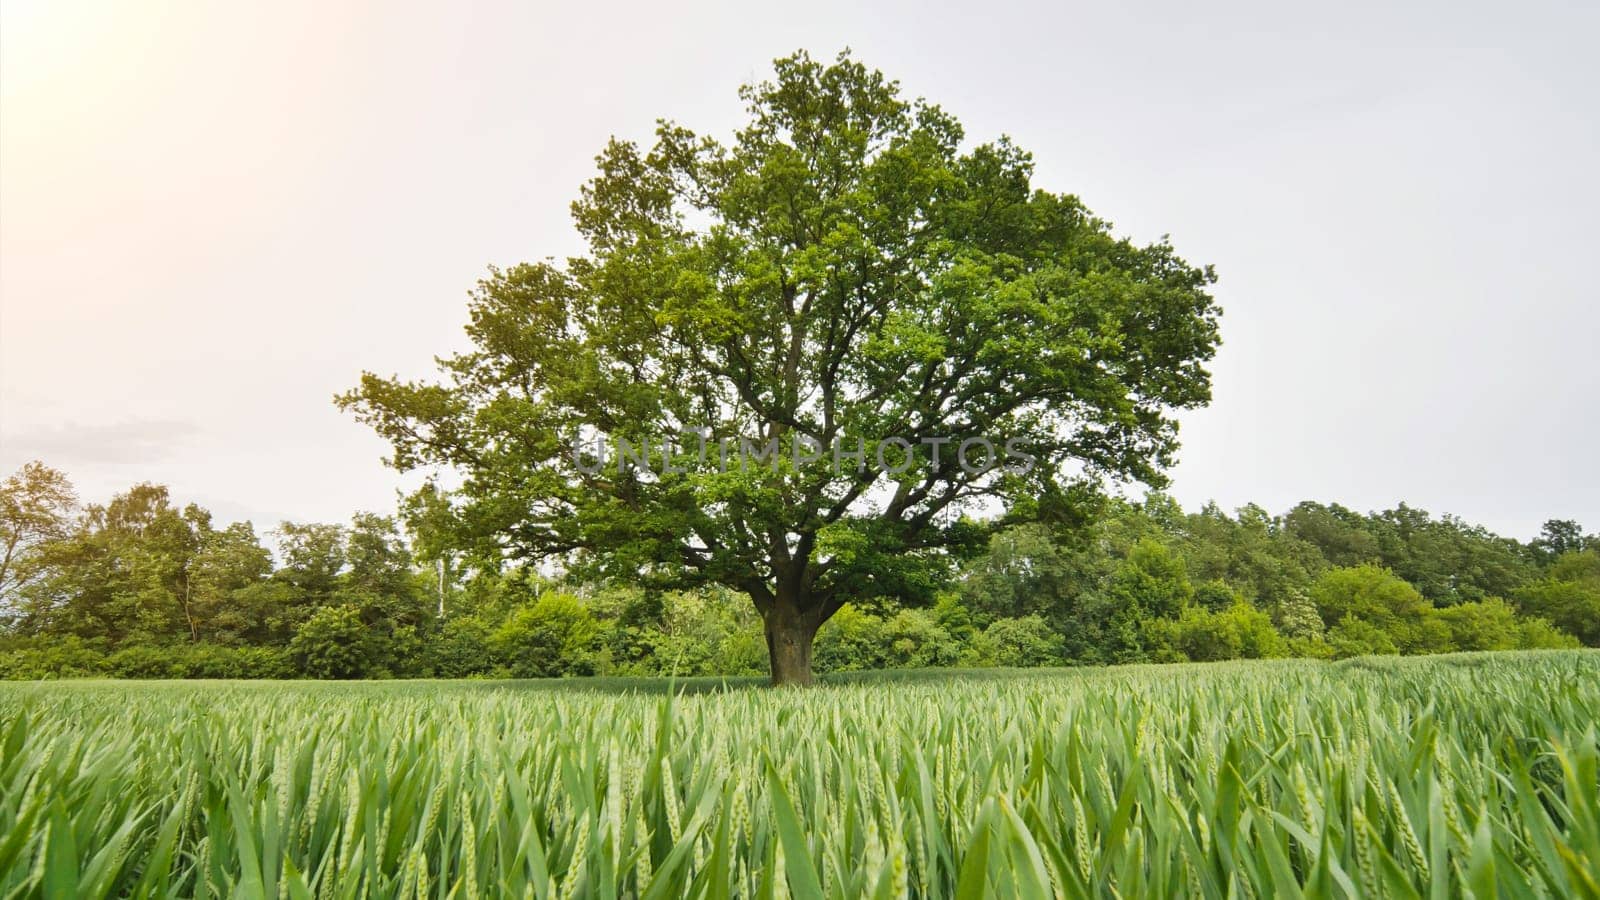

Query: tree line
2;460;1594;679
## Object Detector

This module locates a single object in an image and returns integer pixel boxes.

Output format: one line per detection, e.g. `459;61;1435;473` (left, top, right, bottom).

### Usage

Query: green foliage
881;609;963;669
425;617;496;678
0;635;103;679
1433;598;1525;651
3;653;1598;896
930;591;976;640
1181;501;1317;610
1309;564;1432;651
338;50;1223;683
1513;617;1583;650
0;461;76;615
1276;588;1325;640
1160;602;1287;662
1285;501;1538;604
815;605;963;671
965;615;1064;667
1535;519;1590;560
599;587;768;677
1072;537;1193;663
106;644;181;678
1109;538;1194;620
4;464;1592;680
289;605;374;679
491;592;605;678
173;644;294;679
1192;578;1239;611
1551;547;1600;582
1515;550;1600;646
813;606;886;672
1326;615;1399;658
960;525;1085;623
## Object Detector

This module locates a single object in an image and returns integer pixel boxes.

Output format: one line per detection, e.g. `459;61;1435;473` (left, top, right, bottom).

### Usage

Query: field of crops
2;653;1597;898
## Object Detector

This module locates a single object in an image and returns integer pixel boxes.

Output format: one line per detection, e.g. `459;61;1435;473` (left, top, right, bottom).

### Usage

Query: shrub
107;645;180;679
1310;565;1430;652
931;593;977;640
1411;614;1455;655
881;609;961;668
1165;603;1286;662
971;616;1063;667
1513;618;1581;650
1174;606;1241;661
1514;578;1600;646
1230;604;1288;659
1433;599;1521;652
427;618;497;678
290;605;375;679
1108;539;1193;620
1193;580;1239;612
1327;615;1399;658
1276;589;1325;640
814;606;889;672
1550;548;1600;582
175;644;295;679
1287;636;1336;660
714;627;769;676
491;592;604;678
0;636;106;679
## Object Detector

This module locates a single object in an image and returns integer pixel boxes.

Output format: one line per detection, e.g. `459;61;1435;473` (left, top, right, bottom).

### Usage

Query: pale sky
1;0;1596;540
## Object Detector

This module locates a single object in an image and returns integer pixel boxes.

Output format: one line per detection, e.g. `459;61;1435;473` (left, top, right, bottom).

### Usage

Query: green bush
819;606;970;671
1514;577;1600;646
0;636;106;679
1433;599;1522;651
1286;636;1336;659
815;606;889;672
426;618;497;678
1161;603;1286;662
930;593;977;640
1513;617;1581;650
881;609;961;668
1276;590;1325;640
1327;615;1399;658
107;646;180;678
1231;604;1288;659
1193;580;1239;612
612;590;760;677
966;616;1064;667
714;627;769;676
1108;539;1193;620
1174;606;1241;661
1310;565;1431;652
491;592;604;678
289;605;376;679
173;644;295;679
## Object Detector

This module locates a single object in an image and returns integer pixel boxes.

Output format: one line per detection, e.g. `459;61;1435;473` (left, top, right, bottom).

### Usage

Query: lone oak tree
340;52;1221;685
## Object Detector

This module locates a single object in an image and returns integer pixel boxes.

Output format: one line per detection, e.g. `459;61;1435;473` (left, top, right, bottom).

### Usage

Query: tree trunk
764;600;818;687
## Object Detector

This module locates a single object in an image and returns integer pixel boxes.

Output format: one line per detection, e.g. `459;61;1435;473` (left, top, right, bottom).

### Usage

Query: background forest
2;460;1596;680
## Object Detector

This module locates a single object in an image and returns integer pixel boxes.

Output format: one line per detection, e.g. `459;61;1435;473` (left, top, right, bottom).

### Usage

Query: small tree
340;52;1221;684
1309;564;1431;651
492;592;604;678
290;605;374;678
1276;588;1324;640
974;615;1064;667
0;461;77;615
1434;598;1521;651
1326;616;1398;658
1514;575;1600;646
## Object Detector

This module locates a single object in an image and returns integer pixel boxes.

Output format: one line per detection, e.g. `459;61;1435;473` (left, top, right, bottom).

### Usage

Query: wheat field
1;653;1597;898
